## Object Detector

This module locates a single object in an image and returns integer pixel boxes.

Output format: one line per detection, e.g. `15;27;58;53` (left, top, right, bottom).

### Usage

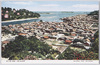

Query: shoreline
2;18;39;23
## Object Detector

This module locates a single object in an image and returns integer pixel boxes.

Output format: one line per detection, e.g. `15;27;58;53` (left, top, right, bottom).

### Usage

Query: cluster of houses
2;14;98;52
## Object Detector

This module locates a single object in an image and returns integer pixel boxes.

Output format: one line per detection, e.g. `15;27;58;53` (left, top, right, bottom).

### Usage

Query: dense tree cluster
88;11;99;16
2;36;58;60
90;31;99;53
2;7;40;21
88;10;99;20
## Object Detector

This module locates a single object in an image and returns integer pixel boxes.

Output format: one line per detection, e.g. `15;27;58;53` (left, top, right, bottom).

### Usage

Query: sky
2;1;99;11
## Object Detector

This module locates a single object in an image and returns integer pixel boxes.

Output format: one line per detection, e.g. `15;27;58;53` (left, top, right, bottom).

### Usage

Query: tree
89;31;99;53
40;20;43;22
2;36;55;60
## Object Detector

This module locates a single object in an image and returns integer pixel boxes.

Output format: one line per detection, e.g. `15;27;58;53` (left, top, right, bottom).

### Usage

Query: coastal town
2;13;98;57
1;1;99;62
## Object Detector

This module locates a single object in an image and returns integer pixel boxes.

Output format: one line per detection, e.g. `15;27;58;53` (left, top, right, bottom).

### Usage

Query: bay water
2;11;89;26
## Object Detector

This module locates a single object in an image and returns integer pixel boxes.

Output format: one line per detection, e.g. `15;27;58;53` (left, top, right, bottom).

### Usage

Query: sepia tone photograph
1;1;99;61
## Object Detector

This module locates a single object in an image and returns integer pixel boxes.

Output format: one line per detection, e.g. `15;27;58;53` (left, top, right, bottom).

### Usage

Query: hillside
2;7;40;21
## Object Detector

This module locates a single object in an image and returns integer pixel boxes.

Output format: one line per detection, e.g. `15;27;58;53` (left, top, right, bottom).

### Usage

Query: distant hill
88;10;99;20
61;11;74;13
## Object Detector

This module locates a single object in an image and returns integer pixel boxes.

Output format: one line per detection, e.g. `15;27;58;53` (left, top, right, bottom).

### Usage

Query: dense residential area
1;7;40;21
1;10;99;60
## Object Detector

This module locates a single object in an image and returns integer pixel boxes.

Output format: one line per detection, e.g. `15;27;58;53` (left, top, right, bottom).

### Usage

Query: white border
1;60;99;64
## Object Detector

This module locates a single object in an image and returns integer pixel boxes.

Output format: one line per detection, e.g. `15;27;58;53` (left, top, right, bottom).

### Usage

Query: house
2;40;10;44
43;36;49;39
66;36;74;41
4;14;9;18
2;40;10;50
24;13;26;15
8;25;12;27
84;45;91;49
45;29;51;33
75;42;83;45
57;34;65;38
13;9;16;13
58;37;66;41
6;11;8;13
28;33;34;37
49;36;57;40
18;33;27;36
84;43;89;46
71;32;76;36
17;13;20;15
11;29;15;32
65;40;72;44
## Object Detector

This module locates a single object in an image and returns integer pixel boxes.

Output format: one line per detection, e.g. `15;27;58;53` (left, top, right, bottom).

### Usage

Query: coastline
2;18;39;23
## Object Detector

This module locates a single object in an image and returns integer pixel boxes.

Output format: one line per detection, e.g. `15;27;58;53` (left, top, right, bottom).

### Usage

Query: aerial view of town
1;1;99;60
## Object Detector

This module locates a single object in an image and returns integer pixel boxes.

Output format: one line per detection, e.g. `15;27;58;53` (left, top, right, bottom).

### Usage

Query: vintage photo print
1;0;99;64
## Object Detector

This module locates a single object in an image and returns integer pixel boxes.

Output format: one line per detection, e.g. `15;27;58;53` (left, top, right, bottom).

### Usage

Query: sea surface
2;11;89;26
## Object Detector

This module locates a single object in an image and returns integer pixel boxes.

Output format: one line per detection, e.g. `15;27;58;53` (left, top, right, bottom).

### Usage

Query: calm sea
2;11;89;26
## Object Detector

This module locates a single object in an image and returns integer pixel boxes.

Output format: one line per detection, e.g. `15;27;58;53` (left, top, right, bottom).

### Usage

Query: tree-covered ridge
88;10;99;20
2;7;40;21
88;10;99;16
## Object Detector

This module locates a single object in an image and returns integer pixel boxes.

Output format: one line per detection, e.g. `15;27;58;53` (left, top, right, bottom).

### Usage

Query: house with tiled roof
64;40;72;45
2;40;10;51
